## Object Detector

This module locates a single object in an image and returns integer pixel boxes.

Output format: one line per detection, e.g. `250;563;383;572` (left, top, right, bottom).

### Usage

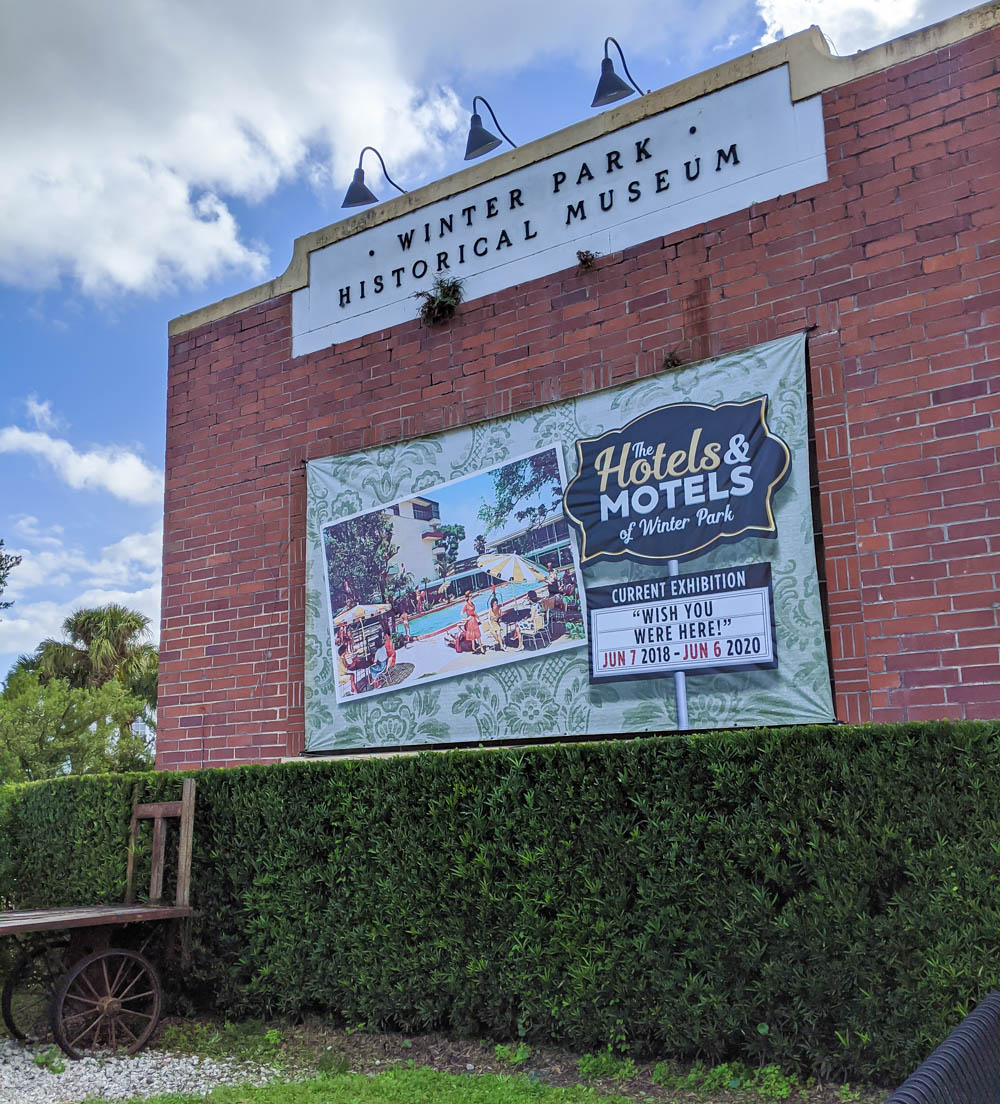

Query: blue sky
420;448;563;564
0;0;968;680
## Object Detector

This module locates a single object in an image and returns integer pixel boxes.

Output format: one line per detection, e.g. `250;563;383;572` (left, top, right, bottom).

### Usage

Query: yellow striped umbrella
477;553;547;589
333;602;390;625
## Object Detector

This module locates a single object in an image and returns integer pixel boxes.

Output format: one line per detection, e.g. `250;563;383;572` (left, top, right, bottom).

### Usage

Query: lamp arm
604;37;644;96
472;96;518;149
359;146;407;195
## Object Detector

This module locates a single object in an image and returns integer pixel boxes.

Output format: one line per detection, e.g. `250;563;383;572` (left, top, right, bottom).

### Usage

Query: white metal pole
668;559;689;730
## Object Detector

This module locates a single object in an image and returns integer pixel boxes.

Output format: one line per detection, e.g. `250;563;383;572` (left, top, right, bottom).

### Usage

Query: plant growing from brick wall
415;276;464;326
2;719;999;1086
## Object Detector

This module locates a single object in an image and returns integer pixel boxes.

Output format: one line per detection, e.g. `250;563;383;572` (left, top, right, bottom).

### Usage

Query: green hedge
1;721;999;1084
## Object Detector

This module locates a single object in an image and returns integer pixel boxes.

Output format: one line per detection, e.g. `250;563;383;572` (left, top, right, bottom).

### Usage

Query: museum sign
292;67;827;355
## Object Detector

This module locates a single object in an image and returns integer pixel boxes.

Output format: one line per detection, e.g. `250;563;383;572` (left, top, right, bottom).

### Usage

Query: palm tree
32;604;158;708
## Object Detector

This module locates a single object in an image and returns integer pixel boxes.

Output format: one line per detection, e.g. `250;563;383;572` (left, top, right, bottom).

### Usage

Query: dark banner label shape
587;562;778;683
563;396;790;563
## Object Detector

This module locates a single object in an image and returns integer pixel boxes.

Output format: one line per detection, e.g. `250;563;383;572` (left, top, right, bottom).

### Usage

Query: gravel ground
0;1038;280;1103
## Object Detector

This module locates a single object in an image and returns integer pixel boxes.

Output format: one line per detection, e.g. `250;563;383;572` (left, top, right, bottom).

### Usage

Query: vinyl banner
305;333;834;752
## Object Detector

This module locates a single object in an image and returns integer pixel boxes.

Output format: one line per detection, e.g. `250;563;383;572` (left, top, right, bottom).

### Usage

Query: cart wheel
50;947;162;1058
1;938;69;1043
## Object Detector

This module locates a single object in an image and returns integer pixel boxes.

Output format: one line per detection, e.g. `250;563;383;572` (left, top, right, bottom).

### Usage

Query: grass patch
495;1042;532;1065
159;1020;294;1067
80;1067;638;1104
7;1011;891;1103
33;1045;67;1075
652;1058;800;1100
577;1050;638;1081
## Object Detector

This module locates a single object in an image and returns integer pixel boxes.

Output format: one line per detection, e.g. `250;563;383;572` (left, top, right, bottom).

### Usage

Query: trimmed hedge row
1;721;999;1083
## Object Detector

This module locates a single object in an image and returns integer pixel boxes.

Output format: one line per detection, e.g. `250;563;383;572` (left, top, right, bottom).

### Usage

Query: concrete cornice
170;2;999;338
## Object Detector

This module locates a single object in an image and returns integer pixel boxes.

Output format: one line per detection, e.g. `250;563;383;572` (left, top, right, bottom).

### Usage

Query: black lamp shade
591;56;636;107
341;167;379;208
464;113;503;161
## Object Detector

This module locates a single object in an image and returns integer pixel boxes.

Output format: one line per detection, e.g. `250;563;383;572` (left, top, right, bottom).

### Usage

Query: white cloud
0;0;748;299
0;0;970;299
0;1;464;296
713;33;746;52
0;523;163;668
89;526;163;589
24;395;61;432
13;515;65;548
2;546;79;592
0;425;163;505
757;0;972;54
0;422;162;673
0;584;162;663
2;523;161;598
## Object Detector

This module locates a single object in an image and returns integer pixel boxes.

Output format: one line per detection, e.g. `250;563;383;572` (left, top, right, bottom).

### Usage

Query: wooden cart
0;779;195;1058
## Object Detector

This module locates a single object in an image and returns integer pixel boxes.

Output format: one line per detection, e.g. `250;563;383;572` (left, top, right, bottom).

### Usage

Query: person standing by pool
399;609;411;643
462;590;484;654
383;632;397;675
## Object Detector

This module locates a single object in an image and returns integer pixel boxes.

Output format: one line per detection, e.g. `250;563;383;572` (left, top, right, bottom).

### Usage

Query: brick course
158;27;1000;768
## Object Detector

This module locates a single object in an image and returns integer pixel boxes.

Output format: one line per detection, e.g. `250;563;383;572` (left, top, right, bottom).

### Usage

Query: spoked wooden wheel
1;938;69;1043
51;948;162;1058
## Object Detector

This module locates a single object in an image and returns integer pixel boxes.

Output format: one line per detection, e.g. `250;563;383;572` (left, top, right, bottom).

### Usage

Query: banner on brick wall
304;332;834;752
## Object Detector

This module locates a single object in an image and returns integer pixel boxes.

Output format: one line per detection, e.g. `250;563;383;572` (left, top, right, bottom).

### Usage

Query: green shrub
1;720;998;1086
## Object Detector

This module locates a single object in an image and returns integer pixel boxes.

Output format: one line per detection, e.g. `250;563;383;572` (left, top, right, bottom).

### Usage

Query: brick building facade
157;7;1000;769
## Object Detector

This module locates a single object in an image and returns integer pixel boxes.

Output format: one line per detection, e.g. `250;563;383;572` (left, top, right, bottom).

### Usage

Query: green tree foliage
478;451;562;533
26;604;158;713
0;670;152;782
0;538;21;618
432;524;466;578
473;534;487;556
2;604;158;781
325;512;397;606
384;569;414;609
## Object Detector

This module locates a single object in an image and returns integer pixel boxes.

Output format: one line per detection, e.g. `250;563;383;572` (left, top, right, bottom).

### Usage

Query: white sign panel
292;67;827;356
587;562;777;681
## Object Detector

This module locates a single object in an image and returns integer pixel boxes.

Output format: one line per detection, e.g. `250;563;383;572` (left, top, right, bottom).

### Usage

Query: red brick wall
157;28;999;769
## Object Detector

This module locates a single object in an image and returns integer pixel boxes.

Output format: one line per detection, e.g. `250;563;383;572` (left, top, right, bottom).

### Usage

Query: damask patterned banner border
304;332;834;753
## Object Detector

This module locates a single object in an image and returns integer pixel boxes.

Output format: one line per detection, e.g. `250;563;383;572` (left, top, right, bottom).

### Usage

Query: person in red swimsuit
462;590;484;654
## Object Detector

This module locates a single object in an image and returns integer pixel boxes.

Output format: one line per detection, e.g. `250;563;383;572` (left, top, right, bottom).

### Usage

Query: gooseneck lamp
591;37;644;107
341;147;407;209
464;96;518;161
